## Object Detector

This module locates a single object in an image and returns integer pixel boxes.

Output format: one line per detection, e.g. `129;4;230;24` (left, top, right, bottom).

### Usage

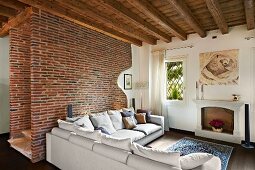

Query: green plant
167;62;183;80
166;61;184;100
171;87;179;99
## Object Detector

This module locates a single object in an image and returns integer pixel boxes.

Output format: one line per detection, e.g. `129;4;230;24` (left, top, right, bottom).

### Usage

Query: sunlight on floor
8;130;31;159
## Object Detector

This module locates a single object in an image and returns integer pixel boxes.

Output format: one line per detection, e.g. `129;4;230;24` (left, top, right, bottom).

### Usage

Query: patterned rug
167;137;233;170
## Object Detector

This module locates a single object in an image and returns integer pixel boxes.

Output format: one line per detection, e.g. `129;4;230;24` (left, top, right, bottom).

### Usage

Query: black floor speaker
67;104;73;118
131;98;135;110
241;104;254;149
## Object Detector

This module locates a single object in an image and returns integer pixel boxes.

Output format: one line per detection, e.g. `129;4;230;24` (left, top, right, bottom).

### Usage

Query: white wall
131;44;151;110
117;68;133;107
133;25;255;142
118;44;152;110
0;36;10;134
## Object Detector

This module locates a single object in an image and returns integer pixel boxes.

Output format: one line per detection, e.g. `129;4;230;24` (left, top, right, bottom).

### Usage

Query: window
165;58;185;101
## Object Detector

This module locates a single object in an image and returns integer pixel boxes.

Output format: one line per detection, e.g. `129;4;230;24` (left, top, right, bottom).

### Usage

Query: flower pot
212;127;223;133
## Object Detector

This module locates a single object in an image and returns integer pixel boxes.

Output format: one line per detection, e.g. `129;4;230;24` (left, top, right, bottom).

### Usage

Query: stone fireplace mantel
193;99;244;143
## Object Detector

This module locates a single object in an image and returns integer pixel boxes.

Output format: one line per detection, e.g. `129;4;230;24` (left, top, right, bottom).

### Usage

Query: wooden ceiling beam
56;0;156;45
0;7;32;37
167;0;206;38
244;0;255;30
97;0;171;43
205;0;228;34
0;0;27;11
0;5;17;17
18;0;142;46
126;0;187;40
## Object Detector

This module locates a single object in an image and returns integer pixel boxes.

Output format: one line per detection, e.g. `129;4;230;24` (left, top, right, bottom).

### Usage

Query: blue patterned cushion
95;127;111;135
121;111;137;124
121;111;134;117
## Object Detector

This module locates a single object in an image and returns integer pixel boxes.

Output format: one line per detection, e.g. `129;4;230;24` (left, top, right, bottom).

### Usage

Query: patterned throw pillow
137;109;152;122
122;107;135;113
95;127;111;135
121;110;137;124
135;113;146;124
122;117;136;129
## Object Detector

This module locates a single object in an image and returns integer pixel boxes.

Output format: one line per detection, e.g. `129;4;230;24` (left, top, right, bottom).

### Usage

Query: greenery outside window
165;58;186;101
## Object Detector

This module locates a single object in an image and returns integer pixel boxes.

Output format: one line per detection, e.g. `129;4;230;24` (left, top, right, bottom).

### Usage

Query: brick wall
9;20;31;138
9;8;131;162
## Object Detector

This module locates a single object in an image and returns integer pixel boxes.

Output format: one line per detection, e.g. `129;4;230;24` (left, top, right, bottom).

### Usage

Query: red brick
9;8;131;162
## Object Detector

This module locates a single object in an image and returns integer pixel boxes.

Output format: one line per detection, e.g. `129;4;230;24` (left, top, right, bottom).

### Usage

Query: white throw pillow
108;110;125;130
75;127;102;141
180;153;214;169
131;143;181;168
90;111;116;134
74;115;94;131
66;116;82;122
101;134;132;151
57;119;77;131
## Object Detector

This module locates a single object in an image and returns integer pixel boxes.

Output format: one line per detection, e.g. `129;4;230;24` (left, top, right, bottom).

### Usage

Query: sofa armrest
150;115;164;131
46;133;52;163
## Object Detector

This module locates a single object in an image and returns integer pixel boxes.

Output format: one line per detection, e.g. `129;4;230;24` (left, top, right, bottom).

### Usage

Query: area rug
167;137;233;170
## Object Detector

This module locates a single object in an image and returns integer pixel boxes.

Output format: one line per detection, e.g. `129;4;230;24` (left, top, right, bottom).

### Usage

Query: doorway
0;36;10;134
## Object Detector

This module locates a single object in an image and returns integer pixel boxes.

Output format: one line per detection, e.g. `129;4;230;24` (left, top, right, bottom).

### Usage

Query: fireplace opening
201;107;234;134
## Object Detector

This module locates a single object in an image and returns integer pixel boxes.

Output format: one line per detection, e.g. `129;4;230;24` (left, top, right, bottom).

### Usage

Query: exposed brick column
9;8;131;162
29;9;131;162
9;20;31;138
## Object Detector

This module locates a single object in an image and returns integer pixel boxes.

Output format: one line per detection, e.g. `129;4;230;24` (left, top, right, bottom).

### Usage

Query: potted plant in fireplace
209;119;224;133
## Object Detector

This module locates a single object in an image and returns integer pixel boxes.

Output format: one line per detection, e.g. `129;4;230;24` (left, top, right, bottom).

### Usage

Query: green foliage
166;61;184;100
167;62;183;80
171;87;179;99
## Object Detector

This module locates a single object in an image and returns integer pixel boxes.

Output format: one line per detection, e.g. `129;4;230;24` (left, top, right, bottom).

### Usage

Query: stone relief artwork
199;49;239;85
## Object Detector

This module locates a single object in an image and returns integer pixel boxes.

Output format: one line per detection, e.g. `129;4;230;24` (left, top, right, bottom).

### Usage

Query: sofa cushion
74;115;94;131
66;116;82;122
180;153;214;169
75;127;102;141
121;108;137;124
52;127;71;139
101;134;132;151
131;143;181;168
90;111;116;134
108;110;125;130
69;134;95;150
123;117;136;129
191;156;221;170
137;109;152;122
111;129;145;142
127;154;179;170
95;127;111;135
57;119;77;132
133;123;162;135
135;113;147;124
93;143;131;164
122;107;135;113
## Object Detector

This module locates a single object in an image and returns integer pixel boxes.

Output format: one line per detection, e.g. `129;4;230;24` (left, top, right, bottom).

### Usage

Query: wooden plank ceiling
0;0;254;46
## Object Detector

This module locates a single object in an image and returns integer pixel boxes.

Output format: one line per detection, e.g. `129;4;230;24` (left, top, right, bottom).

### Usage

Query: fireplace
194;99;244;143
201;107;234;134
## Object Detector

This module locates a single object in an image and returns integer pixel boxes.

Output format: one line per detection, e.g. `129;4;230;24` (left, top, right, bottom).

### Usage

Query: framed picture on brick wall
124;74;132;90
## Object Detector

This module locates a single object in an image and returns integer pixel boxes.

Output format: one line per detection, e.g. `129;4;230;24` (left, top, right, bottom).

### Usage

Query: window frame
164;55;187;105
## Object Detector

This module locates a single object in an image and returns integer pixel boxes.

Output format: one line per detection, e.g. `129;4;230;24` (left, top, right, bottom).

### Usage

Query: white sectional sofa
46;109;221;170
46;127;221;170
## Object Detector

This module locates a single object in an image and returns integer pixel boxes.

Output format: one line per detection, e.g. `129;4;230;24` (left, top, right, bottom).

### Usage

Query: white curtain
151;50;169;131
